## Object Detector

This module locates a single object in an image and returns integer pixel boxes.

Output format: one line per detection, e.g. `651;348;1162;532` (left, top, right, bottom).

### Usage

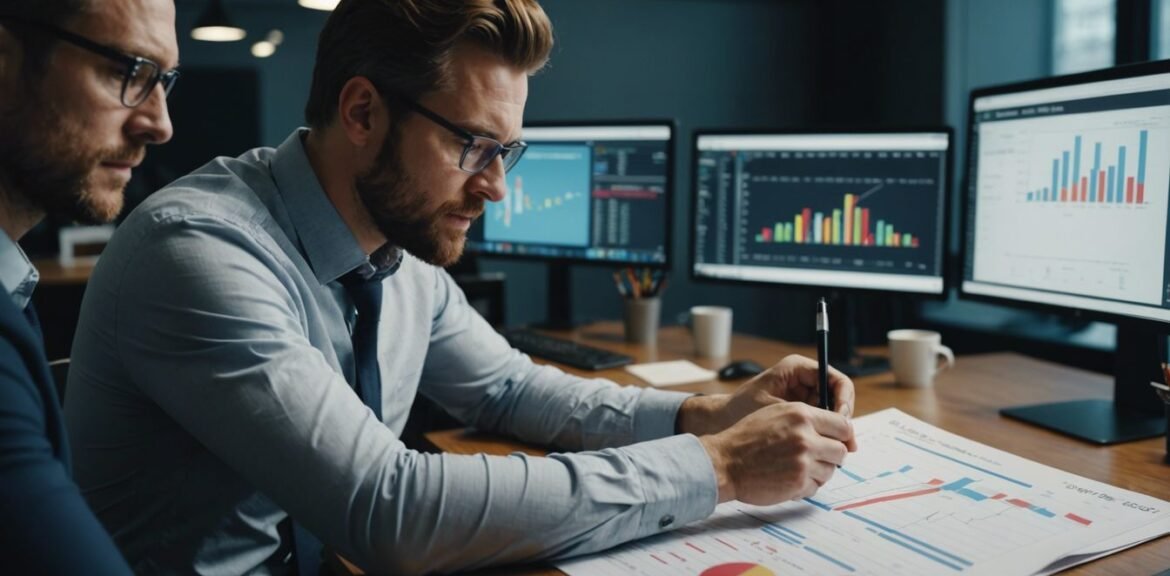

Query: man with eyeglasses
66;0;856;574
0;0;176;573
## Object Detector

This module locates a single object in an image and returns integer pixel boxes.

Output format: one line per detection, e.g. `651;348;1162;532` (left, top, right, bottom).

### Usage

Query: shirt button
658;514;674;529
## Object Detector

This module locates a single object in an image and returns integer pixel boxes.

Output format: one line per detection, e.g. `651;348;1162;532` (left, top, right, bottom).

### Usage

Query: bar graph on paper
970;105;1170;305
556;409;1170;576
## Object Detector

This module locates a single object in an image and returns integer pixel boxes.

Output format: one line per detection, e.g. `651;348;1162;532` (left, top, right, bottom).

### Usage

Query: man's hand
678;355;856;448
699;402;853;504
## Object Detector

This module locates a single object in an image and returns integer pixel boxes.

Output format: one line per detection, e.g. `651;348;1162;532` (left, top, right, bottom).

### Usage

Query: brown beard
354;131;484;267
0;96;138;225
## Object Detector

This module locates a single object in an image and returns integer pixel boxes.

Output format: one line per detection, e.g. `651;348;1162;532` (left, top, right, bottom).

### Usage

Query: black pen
817;298;830;410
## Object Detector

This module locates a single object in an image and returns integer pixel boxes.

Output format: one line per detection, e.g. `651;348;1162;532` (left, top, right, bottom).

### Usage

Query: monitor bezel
688;126;954;299
465;118;676;270
957;59;1170;328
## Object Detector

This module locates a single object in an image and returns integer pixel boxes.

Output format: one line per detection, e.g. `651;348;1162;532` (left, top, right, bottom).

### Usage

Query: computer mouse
717;359;765;380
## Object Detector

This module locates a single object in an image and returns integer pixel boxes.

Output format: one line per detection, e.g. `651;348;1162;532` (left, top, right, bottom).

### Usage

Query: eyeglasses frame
0;17;179;108
392;95;527;175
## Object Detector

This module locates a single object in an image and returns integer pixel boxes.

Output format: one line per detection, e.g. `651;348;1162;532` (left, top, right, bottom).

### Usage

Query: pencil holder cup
623;297;661;345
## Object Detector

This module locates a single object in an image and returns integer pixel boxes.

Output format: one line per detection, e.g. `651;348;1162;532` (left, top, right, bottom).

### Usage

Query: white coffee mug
887;329;954;388
691;306;733;358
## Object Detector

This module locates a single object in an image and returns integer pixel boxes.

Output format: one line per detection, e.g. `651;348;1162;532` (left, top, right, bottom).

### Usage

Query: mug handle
936;344;955;372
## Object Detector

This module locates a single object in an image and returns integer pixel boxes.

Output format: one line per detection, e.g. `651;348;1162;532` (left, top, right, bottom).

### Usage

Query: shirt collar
0;230;38;310
271;128;402;284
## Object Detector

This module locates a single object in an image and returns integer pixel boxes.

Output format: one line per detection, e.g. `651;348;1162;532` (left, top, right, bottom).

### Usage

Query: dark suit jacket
0;294;131;574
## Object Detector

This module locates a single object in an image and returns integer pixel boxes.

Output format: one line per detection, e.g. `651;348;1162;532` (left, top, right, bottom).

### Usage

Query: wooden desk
31;257;96;286
426;322;1170;576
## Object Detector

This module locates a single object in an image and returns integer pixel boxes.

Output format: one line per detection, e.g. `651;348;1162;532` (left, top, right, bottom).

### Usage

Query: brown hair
304;0;554;129
0;0;90;86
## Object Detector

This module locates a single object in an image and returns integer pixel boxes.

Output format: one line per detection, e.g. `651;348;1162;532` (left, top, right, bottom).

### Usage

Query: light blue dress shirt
0;229;38;310
65;129;717;575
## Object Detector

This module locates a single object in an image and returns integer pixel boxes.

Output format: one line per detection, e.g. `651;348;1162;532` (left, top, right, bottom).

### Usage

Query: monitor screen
691;131;950;294
961;64;1170;323
465;123;672;266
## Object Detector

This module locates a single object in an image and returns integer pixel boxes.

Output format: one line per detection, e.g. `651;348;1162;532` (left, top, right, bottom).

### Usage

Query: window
1156;0;1170;59
1053;0;1116;74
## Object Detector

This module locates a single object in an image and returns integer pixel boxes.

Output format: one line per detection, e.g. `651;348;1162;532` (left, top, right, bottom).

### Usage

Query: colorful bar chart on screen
556;409;1170;576
1023;130;1149;205
753;192;919;248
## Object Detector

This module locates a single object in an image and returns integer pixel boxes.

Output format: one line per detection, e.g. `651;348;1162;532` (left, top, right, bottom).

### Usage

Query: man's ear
337;76;390;150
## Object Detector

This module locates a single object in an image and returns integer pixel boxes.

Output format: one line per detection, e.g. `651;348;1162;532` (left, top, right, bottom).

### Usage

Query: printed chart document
558;408;1170;576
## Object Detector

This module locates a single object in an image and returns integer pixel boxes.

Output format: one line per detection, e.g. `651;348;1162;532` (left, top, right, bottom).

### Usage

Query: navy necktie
340;270;384;420
292;271;385;576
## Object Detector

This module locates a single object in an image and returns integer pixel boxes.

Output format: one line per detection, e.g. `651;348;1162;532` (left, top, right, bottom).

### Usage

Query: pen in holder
615;268;666;344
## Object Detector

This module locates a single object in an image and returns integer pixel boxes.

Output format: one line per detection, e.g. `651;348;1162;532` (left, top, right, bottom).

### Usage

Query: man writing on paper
0;0;177;572
66;1;857;574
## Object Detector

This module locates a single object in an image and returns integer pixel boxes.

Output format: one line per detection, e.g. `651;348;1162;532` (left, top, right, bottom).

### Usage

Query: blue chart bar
1051;158;1058;202
1092;142;1102;201
1108;166;1116;202
804;497;832;511
843;511;974;570
1139;129;1148;185
803;545;857;573
894;438;1033;487
1027;192;1033;202
1061;150;1070;197
1073;135;1082;196
839;467;866;482
1117;145;1127;201
761;525;800;546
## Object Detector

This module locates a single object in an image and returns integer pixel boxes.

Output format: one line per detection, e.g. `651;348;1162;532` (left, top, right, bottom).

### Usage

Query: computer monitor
691;129;952;375
961;59;1170;444
465;121;673;327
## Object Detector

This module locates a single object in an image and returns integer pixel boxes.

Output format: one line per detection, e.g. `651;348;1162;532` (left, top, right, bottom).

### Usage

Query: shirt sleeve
112;217;716;575
419;268;692;450
0;323;132;575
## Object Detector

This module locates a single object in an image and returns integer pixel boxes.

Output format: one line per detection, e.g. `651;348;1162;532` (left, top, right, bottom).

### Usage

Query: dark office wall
482;0;946;344
174;3;329;147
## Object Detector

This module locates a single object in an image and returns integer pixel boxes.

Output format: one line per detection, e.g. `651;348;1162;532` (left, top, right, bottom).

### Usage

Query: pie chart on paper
699;563;775;576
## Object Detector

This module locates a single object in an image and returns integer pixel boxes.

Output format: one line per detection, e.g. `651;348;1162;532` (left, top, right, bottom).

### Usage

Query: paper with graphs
557;408;1170;576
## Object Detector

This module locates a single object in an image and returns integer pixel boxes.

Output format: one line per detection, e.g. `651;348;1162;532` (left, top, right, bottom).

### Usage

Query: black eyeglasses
395;97;527;175
8;19;179;108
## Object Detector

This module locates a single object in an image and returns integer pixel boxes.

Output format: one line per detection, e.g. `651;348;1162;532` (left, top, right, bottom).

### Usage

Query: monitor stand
827;293;889;377
1001;323;1168;445
538;262;577;331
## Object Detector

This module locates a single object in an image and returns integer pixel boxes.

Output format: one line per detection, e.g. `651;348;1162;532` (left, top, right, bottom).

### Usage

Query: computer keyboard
500;328;634;371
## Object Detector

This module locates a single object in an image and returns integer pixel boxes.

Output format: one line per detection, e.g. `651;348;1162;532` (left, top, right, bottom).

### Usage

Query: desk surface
426;323;1170;576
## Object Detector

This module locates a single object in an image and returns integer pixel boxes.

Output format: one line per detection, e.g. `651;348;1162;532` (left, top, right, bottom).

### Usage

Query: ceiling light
251;41;275;58
191;0;246;42
298;0;340;11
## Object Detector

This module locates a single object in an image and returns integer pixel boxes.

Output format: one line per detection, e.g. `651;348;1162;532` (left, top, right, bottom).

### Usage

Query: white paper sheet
625;360;717;387
557;408;1170;576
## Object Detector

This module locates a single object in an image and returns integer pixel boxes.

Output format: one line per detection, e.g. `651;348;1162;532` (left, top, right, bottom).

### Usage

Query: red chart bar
1138;183;1145;204
802;208;812;243
1127;177;1135;203
1071;181;1078;202
1080;177;1087;202
1098;172;1106;202
834;487;942;511
861;208;870;245
1061;187;1068;202
761;227;772;242
1007;498;1032;508
1065;513;1093;526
